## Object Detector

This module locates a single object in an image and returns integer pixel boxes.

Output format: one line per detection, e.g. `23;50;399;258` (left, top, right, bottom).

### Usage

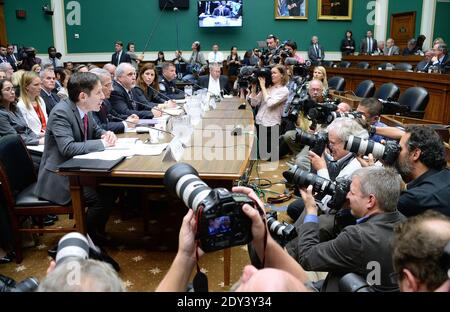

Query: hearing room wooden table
59;97;256;286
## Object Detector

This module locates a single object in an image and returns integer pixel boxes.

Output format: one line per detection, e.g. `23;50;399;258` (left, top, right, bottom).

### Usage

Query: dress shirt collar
77;106;86;120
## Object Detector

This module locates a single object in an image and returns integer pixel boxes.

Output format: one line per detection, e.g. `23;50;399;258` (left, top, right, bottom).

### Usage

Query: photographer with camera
248;64;289;159
262;34;281;66
156;186;310;292
281;41;305;65
38;233;124;292
286;118;367;224
18;47;42;71
291;166;405;292
394;126;450;217
279;79;325;169
392;210;450;292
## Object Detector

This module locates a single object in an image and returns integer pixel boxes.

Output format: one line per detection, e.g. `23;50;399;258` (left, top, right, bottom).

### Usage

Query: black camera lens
164;163;211;211
339;273;374;292
14;277;39;292
283;166;335;197
294;129;328;156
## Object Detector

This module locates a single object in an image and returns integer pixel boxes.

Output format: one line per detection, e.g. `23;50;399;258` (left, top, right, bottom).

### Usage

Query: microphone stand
130;97;181;117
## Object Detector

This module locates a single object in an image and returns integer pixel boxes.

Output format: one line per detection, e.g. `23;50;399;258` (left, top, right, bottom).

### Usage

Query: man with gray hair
39;68;60;115
197;63;230;96
38;258;125;292
286;118;368;222
90;67;139;133
0;62;13;80
110;62;155;119
293;166;405;291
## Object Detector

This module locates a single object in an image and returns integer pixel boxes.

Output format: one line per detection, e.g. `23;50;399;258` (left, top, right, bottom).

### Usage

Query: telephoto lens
345;135;401;165
294;129;328;156
283;165;336;197
266;211;297;246
326;111;363;124
164;163;256;252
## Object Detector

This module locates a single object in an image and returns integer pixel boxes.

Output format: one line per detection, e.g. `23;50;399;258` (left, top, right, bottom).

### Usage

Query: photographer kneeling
156;186;311;292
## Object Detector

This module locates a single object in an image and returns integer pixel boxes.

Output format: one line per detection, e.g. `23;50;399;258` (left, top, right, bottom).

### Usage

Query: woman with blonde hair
16;71;47;137
31;64;41;73
135;63;176;109
311;66;328;97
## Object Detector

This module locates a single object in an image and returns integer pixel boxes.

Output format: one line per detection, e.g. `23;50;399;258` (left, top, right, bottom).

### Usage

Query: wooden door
0;1;8;45
390;12;416;50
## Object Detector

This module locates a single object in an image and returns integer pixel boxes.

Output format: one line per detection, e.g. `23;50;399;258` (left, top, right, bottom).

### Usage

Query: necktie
52;58;56;68
83;114;88;141
100;104;108;120
388;47;392;56
117;52;121;66
221;8;224;16
129;91;137;110
315;45;319;57
368;39;372;54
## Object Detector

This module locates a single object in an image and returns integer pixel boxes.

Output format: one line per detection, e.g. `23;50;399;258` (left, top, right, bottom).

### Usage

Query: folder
58;156;126;172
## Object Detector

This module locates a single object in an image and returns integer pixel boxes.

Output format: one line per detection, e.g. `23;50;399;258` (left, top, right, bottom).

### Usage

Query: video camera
344;135;401;165
237;66;272;90
293;129;328;156
266;211;297;247
283;166;351;211
307;100;340;125
164;163;259;252
379;98;409;115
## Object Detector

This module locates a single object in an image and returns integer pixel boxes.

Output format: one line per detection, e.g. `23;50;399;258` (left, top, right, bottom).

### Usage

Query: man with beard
395;126;450;217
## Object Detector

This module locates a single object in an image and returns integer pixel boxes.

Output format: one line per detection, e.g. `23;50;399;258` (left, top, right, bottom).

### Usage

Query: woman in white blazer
16;71;47;137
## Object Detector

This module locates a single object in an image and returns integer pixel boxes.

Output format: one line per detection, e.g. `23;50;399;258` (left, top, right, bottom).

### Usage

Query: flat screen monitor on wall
198;1;243;28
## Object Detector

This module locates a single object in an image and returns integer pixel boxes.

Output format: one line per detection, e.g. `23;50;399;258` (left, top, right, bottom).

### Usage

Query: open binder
58;156;126;172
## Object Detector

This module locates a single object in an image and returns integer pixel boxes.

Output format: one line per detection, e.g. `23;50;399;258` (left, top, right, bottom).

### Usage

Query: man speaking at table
35;72;117;246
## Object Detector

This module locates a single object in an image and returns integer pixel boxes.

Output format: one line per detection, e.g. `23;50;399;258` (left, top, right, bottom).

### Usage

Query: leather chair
394;63;413;71
377;62;395;70
357;62;370;69
321;61;334;68
398;87;430;119
0;135;74;263
354;80;375;98
339;61;352;68
373;82;400;101
328;76;346;92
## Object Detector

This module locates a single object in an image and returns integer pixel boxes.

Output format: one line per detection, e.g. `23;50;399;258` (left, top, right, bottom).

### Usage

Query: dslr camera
345;135;401;165
164;163;258;252
266;211;297;247
293;129;328;156
306;100;340;125
283;166;351;211
379;98;409;115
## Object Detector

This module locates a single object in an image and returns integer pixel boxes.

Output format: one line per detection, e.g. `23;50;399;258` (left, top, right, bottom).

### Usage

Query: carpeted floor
0;157;324;291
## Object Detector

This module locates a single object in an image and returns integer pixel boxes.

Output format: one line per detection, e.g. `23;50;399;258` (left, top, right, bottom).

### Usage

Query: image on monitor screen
198;0;243;28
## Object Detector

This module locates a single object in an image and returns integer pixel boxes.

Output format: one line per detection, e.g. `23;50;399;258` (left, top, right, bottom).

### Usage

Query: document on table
74;141;169;160
27;145;44;153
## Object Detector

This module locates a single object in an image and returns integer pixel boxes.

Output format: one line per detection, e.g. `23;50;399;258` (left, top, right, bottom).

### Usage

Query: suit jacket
16;97;48;136
35;99;106;205
296;211;405;292
416;59;431;72
0;107;40;145
92;99;125;134
308;44;325;65
212;7;231;16
360;38;378;54
6;54;19;71
197;75;230;94
111;51;131;67
40;89;61;115
109;81;153;119
383;45;400;56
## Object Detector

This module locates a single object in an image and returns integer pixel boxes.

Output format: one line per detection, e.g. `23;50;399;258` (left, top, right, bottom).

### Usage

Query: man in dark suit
431;43;449;72
330;0;348;16
6;44;20;71
109;63;155;119
416;49;434;72
90;68;139;133
197;64;230;96
39;68;60;115
307;36;325;66
111;41;131;67
35;72;117;246
287;0;304;16
360;30;378;55
292;167;405;292
212;3;231;17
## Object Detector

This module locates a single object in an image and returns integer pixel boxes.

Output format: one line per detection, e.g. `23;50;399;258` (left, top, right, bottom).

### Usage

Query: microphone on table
130;98;181;117
146;84;185;105
107;114;174;136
